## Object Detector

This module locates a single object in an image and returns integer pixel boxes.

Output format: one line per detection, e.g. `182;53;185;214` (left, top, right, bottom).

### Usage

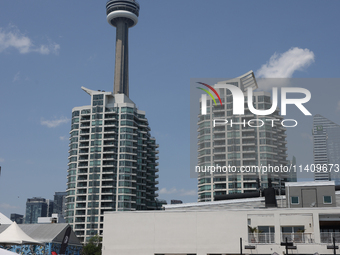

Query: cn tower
106;0;140;97
65;1;160;243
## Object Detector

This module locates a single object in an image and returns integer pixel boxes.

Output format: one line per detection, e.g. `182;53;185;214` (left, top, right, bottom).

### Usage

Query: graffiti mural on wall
0;243;82;255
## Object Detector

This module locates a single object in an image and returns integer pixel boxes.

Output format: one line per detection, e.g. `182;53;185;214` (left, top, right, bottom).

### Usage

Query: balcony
321;232;340;243
281;233;314;243
79;142;89;148
248;233;275;244
105;121;118;126
79;149;88;154
80;122;90;127
80;129;90;134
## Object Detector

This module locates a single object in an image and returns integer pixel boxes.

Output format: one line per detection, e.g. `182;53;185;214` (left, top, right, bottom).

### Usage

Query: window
323;195;332;204
92;127;102;132
71;124;79;130
281;226;304;233
88;188;99;193
81;109;91;114
72;118;79;124
120;127;134;133
92;120;102;126
93;95;103;100
72;111;80;117
228;182;241;189
120;120;134;126
90;147;102;152
91;140;102;146
121;107;134;113
291;196;299;204
88;202;99;208
92;107;103;113
93;100;103;106
91;134;102;139
258;226;275;234
92;114;103;120
87;216;98;222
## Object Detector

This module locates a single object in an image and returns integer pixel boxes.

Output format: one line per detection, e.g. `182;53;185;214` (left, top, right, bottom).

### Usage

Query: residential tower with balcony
197;71;293;202
65;88;159;243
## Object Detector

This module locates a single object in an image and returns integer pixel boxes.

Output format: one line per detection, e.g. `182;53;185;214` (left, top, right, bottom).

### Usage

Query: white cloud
178;189;196;196
59;136;67;141
0;158;4;162
13;71;20;82
36;41;60;55
337;101;340;112
257;47;315;79
0;25;60;55
159;187;196;197
41;116;69;128
0;203;19;210
159;187;177;195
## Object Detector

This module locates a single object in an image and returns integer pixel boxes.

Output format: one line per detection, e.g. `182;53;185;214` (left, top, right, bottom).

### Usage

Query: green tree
83;235;102;255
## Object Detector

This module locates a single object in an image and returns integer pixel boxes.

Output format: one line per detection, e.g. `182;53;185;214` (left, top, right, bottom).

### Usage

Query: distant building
25;197;48;224
10;213;23;224
287;156;297;183
326;127;340;183
53;192;67;219
170;200;183;204
38;213;65;224
313;114;340;183
47;199;54;217
156;199;167;207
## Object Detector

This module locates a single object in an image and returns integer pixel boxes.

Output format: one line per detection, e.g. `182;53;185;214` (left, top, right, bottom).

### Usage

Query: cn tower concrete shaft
114;18;129;96
106;0;139;97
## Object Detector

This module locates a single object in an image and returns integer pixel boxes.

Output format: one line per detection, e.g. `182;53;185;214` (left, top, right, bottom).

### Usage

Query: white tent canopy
0;213;12;225
0;222;42;245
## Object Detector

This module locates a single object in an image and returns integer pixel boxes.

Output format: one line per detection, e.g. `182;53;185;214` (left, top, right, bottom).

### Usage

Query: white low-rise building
38;213;65;224
102;182;340;255
103;207;340;255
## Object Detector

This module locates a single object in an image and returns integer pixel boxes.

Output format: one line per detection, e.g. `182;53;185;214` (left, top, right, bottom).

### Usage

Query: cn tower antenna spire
106;0;140;97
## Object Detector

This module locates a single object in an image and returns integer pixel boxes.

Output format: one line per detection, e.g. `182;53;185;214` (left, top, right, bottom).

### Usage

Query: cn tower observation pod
106;0;140;28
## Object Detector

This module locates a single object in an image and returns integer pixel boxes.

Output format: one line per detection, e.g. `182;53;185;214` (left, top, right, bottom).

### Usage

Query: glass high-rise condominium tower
197;72;293;202
66;89;159;242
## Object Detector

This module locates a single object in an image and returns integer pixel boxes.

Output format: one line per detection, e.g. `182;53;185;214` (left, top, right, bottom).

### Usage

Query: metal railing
281;233;314;243
320;232;340;243
248;233;275;243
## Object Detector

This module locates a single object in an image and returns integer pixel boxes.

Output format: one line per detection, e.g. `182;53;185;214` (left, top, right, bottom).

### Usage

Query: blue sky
0;1;340;218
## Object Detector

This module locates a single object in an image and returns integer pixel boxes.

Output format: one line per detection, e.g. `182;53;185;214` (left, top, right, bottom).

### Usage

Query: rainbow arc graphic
196;82;222;105
197;82;222;115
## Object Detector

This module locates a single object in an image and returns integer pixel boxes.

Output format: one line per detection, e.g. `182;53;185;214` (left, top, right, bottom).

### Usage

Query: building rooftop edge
285;181;335;187
103;205;340;214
